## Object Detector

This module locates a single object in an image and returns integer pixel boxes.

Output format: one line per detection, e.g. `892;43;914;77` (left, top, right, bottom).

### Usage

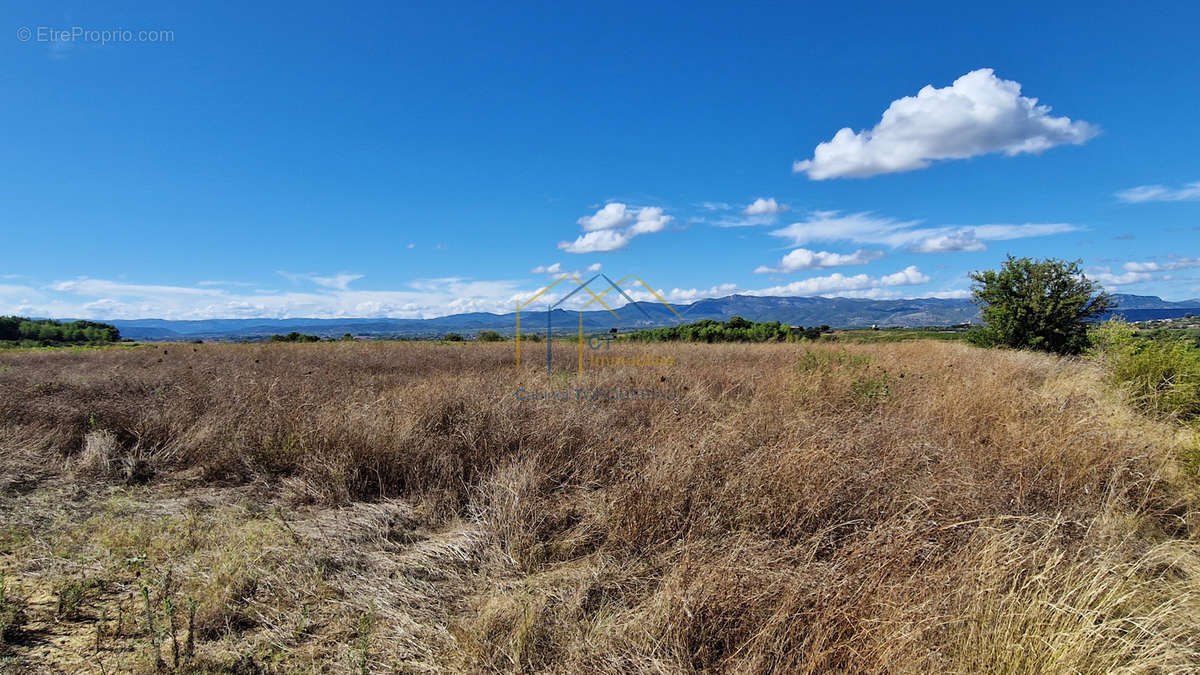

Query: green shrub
269;332;320;343
1090;320;1200;422
477;330;505;342
443;333;464;342
964;326;998;348
970;257;1112;354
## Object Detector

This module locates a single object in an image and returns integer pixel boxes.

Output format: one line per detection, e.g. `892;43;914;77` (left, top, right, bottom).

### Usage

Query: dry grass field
1;340;1199;672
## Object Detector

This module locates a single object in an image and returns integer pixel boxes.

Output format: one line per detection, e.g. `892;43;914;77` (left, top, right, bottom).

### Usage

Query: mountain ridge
65;293;1200;340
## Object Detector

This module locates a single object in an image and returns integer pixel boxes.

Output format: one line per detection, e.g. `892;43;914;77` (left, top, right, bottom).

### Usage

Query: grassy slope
0;341;1198;672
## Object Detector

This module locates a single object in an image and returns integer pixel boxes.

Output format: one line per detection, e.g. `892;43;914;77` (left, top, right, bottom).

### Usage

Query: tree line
0;316;121;347
622;317;830;343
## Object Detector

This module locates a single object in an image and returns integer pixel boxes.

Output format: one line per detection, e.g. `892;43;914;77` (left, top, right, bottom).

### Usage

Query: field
1;340;1199;672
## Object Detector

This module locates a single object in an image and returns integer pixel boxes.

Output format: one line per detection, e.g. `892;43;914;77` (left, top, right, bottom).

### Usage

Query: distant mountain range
97;293;1200;341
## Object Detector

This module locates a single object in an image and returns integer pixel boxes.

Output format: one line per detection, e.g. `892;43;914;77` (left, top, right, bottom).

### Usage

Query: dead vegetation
0;340;1198;672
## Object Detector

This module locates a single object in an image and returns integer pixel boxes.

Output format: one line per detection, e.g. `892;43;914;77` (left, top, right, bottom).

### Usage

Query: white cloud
1115;182;1200;203
629;206;673;234
709;198;791;227
558;229;631;253
910;230;986;253
743;197;789;216
880;265;931;286
624;283;741;304
560;203;672;253
1086;267;1152;287
793;68;1098;180
710;213;777;228
697;201;732;211
770;210;1078;252
754;247;883;274
747;265;930;297
925;289;973;299
5;266;964;321
29;276;536;320
530;262;562;274
1122;257;1200;273
50;279;223;297
276;271;364;290
310;273;363;290
586;263;603;273
578;203;633;231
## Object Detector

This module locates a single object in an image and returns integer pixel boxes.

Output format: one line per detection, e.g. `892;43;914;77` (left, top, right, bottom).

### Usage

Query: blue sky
2;1;1199;319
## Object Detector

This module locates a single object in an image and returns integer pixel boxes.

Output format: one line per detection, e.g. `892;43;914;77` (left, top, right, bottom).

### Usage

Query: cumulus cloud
578;203;633;231
769;210;1078;253
747;265;930;297
709;197;791;227
530;262;562;274
754;247;883;274
559;203;672;253
1115;182;1200;203
586;263;603;272
793;69;1097;180
879;265;931;286
629;206;673;234
743;197;789;216
558;229;631;253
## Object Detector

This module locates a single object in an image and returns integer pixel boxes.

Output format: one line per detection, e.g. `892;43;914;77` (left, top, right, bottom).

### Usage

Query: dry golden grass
0;340;1198;672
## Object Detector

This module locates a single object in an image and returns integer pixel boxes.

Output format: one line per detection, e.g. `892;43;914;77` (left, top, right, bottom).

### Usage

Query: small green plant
164;595;180;668
143;585;165;670
354;604;376;674
851;374;891;403
185;596;198;662
1090;319;1200;422
56;577;99;620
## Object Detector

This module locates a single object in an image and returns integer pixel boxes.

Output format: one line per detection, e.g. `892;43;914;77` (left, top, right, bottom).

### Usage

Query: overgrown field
1;341;1199;672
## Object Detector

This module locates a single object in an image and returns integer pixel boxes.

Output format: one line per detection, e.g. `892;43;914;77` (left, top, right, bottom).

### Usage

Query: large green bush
970;257;1112;355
